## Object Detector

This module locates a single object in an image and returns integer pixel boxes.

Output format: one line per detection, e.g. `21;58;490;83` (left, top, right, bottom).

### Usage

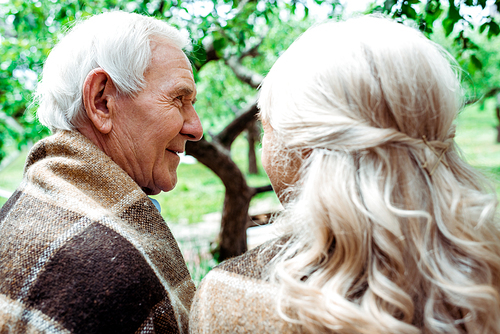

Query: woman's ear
82;68;117;134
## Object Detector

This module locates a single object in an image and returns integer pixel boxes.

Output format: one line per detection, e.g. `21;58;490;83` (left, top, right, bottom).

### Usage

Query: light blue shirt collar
148;197;161;213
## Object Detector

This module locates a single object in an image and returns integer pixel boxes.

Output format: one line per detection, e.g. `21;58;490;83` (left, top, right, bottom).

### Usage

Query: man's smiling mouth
166;149;183;156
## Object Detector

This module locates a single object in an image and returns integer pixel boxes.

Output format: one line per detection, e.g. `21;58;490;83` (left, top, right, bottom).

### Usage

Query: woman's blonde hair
259;16;500;334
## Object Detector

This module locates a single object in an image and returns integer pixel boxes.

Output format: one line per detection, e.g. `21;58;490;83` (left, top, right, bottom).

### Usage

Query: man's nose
181;105;203;141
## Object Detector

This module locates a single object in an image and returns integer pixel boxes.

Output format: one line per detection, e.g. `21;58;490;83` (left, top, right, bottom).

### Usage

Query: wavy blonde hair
258;16;500;334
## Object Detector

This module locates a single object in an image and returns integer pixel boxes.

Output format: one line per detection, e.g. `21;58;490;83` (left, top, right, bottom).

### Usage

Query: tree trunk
247;120;259;175
219;178;254;260
186;138;255;261
185;102;271;261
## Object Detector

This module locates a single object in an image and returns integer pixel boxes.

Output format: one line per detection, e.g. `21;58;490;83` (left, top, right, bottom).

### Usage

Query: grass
0;148;28;207
180;241;219;286
455;98;500;193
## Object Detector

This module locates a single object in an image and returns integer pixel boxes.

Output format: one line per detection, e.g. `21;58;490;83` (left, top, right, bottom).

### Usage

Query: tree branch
203;38;221;64
252;185;273;195
216;100;259;149
485;87;500;98
238;31;267;60
225;56;264;89
158;0;166;14
185;136;230;173
0;110;24;134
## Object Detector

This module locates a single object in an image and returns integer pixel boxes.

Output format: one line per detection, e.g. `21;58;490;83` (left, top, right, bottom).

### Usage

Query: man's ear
82;68;117;134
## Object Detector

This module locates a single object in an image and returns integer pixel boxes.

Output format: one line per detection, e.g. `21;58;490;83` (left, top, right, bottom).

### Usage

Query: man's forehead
144;37;194;89
150;37;189;63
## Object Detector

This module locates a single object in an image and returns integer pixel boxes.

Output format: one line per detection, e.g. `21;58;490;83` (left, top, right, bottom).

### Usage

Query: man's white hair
35;11;189;131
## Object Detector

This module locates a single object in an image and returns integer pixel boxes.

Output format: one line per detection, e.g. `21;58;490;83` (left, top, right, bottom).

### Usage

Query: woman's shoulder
215;236;286;280
189;237;302;334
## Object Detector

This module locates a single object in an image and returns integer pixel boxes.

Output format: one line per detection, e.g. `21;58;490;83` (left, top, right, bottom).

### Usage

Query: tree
370;0;500;100
1;0;499;261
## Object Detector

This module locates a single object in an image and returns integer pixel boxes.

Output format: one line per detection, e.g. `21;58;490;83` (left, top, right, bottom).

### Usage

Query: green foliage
430;23;500;101
367;0;500;100
194;60;255;133
480;19;500;38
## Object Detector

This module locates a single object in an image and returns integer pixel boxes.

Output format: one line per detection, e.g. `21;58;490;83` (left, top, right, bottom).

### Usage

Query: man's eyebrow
175;87;194;96
174;86;197;102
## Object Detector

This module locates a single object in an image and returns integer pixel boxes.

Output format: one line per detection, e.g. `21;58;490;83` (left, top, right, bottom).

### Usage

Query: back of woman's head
260;16;458;150
259;16;500;334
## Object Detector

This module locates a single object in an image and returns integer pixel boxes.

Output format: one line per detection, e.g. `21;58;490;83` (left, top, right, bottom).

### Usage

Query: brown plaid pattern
189;239;304;333
0;130;195;334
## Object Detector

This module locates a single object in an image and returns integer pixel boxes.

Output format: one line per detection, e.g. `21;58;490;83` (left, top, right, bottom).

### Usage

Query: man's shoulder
0;182;193;333
0;195;175;333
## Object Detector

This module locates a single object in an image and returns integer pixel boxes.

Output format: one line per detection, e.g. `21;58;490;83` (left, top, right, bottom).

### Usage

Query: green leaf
188;41;207;69
442;1;461;36
470;54;483;71
238;31;245;47
383;0;397;13
213;38;227;57
424;0;443;25
401;3;417;19
488;21;500;38
447;1;461;22
479;22;488;34
442;17;455;36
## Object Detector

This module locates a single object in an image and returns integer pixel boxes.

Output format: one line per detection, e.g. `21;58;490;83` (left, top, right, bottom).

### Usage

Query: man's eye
175;96;183;101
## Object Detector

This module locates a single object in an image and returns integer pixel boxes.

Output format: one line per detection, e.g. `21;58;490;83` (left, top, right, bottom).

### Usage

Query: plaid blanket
0;130;195;334
189;239;303;333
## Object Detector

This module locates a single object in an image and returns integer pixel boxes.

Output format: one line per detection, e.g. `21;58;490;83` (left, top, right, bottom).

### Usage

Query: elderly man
0;11;202;334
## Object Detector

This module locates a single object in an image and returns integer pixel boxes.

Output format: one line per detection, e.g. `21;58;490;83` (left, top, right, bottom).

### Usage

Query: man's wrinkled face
113;37;203;195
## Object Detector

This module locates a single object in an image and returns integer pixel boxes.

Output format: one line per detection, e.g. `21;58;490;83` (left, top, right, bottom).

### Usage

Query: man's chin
142;187;161;196
143;179;177;195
